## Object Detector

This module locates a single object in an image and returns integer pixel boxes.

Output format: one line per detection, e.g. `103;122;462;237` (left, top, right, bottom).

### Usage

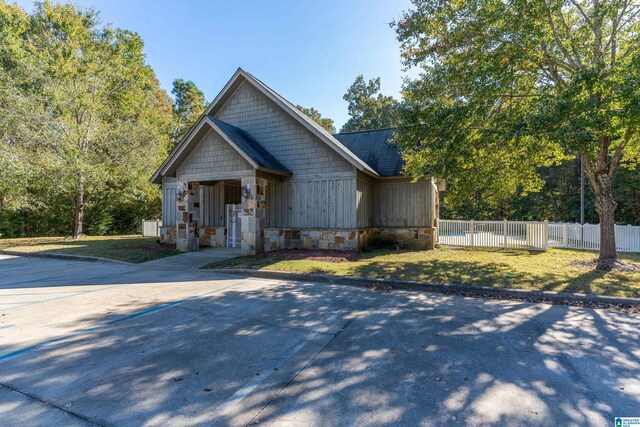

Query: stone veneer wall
241;177;267;255
264;229;359;251
165;226;436;251
161;226;227;248
264;227;436;252
175;182;200;252
160;226;176;244
199;227;227;248
363;228;436;250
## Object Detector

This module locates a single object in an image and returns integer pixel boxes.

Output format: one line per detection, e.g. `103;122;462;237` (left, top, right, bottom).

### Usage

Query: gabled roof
208;116;290;174
152;68;395;184
333;128;404;177
150;115;290;183
204;68;379;176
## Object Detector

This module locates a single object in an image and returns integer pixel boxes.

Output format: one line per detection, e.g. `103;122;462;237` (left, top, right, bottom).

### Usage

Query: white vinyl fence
439;220;640;252
439;220;549;251
142;220;162;237
548;223;640;252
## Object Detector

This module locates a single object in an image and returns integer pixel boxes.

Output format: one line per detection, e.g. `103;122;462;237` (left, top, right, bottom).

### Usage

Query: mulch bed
132;243;177;252
256;249;359;263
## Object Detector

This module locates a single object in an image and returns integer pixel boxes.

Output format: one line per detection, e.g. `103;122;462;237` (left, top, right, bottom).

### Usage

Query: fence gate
226;204;242;248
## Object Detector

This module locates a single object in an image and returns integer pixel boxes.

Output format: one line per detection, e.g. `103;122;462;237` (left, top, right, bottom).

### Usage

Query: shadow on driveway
0;255;638;425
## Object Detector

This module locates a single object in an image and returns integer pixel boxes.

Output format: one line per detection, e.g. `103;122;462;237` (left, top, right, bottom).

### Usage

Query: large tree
296;105;336;133
172;78;206;146
394;0;640;269
0;1;171;238
341;75;400;132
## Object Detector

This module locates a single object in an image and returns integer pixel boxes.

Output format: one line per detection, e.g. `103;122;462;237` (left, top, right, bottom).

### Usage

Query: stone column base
176;237;199;252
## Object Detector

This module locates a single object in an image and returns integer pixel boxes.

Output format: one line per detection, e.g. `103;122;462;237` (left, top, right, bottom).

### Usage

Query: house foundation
264;227;436;252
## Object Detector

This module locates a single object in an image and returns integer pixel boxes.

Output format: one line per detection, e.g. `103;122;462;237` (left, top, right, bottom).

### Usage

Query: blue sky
17;0;416;129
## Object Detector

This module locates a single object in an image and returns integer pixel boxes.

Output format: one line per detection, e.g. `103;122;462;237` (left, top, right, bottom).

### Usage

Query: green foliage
393;0;640;260
0;1;171;237
440;158;640;225
296;105;336;133
172;78;206;146
340;75;400;132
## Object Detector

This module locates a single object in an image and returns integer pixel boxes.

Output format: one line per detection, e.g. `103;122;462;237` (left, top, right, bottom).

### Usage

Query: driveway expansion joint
0;383;102;426
248;317;355;425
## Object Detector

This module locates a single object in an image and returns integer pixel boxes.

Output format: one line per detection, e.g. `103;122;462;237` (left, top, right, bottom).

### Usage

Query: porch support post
240;176;267;255
175;181;201;252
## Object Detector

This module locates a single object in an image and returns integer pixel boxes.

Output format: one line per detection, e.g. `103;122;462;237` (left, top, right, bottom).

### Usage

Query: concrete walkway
139;246;242;270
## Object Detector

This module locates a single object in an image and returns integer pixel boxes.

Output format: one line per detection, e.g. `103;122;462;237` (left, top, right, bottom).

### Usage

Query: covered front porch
153;114;290;255
160;174;269;255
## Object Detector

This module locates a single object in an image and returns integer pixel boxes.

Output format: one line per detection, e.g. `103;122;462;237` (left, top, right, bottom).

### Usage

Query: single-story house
151;68;442;254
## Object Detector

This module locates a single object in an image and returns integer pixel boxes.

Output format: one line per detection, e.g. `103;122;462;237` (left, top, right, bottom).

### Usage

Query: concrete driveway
0;254;638;426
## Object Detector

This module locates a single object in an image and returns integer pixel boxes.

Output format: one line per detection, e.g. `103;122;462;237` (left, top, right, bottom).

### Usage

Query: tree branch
582;153;598;188
609;132;632;175
604;0;628;61
554;8;587;68
546;9;583;69
569;0;595;30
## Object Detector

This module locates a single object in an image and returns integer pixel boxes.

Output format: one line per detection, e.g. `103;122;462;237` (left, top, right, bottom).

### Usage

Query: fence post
470;220;475;248
562;223;568;248
543;220;549;251
503;219;508;249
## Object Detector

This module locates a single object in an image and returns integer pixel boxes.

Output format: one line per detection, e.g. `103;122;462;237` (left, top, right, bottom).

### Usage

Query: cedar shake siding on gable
214;81;354;176
177;129;253;181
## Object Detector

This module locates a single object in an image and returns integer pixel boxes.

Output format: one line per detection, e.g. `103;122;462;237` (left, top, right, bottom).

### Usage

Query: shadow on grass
1;236;181;263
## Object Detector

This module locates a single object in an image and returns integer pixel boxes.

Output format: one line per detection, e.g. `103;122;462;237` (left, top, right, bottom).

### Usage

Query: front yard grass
205;247;640;298
0;235;180;263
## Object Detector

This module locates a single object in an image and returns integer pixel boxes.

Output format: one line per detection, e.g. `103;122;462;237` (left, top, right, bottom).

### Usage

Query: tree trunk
594;171;617;270
72;181;84;239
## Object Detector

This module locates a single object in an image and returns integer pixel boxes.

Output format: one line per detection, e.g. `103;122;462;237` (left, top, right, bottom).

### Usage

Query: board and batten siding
177;129;252;181
356;176;374;228
214;81;353;176
161;177;178;227
265;176;357;229
373;180;436;228
200;182;241;227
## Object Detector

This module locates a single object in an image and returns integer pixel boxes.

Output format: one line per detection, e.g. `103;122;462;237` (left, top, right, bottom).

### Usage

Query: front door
226;204;242;248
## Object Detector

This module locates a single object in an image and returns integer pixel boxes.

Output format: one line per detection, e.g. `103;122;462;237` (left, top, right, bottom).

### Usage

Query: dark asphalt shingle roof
208;116;291;175
332;128;404;177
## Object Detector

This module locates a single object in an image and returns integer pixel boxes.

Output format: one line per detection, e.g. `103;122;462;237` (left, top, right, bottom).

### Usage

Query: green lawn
0;235;180;263
206;247;640;298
